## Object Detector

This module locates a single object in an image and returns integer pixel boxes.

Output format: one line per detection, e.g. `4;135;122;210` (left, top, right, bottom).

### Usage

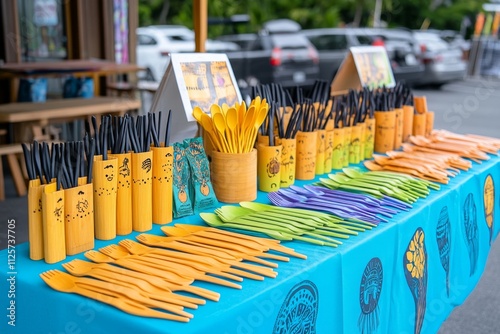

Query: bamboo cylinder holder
257;134;270;146
132;151;153;232
402;105;414;142
28;179;44;260
210;149;257;203
425;111;435;137
349;124;363;164
93;156;118;240
315;129;327;175
358;123;366;163
64;180;94;255
324;130;334;172
364;118;376;159
152;146;173;225
42;182;66;264
413;113;427;137
332;128;345;170
257;144;282;192
394;108;404;150
276;137;296;188
343;126;352;167
374;111;396;153
414;96;428;114
295;131;317;180
109;152;133;235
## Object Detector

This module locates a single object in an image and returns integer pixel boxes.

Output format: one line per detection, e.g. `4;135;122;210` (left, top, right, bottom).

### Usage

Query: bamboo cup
364;118;376;159
324;130;334;172
358;123;366;161
42;182;65;264
28;179;44;260
132;151;153;232
295;131;317;180
64;180;94;255
276;137;296;188
413;113;427;136
210;149;257;203
402;105;414;142
374;111;396;153
109;152;132;235
332;128;345;170
93;156;118;240
414;96;428;114
257;144;282;192
349;124;363;164
394;108;404;150
425;111;435;137
152;146;173;225
343;126;352;167
257;134;270;146
315;129;326;175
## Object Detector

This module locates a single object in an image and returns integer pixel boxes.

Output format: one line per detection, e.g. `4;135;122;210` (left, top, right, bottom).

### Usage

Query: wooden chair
0;144;27;200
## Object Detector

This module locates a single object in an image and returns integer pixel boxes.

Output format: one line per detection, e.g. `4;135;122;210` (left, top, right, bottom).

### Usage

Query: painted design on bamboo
118;157;130;177
273;280;319;333
463;193;478;276
436;206;451;297
483;174;495;245
358;257;383;334
403;227;427;334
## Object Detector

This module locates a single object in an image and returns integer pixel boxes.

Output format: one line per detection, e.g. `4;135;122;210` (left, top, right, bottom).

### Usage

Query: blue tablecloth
1;155;499;334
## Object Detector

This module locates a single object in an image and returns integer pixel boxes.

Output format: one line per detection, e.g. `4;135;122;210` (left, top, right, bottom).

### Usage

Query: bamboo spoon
213;112;232;152
210;104;222;116
192;106;204;122
226;107;239;153
40;270;191;322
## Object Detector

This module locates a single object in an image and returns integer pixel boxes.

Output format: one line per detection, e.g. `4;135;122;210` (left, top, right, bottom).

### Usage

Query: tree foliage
138;0;489;36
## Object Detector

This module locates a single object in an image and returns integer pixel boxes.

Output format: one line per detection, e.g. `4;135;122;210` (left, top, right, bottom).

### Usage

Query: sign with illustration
331;46;395;95
150;53;242;144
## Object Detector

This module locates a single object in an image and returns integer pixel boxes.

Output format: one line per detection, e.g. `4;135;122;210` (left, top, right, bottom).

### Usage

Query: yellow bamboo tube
28;179;44;260
402;105;414;142
152;146;173;225
315;129;326;175
64;182;94;255
257;144;282;192
413;113;427;137
93;156;118;240
343;126;352;167
276;137;296;188
332;128;345;170
295;131;317;180
358;122;366;161
109;152;133;235
324;130;334;172
394;108;404;150
42;182;66;264
132;151;153;232
349;124;363;164
364;118;376;159
374;111;396;153
425;111;435;137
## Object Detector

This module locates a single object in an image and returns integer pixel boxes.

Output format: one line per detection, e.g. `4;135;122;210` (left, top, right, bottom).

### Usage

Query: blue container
17;78;48;102
63;77;94;99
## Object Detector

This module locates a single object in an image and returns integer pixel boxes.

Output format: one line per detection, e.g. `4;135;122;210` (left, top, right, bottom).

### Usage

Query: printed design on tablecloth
483;174;495;245
403;227;427;334
358;257;383;334
463;193;478;276
273;280;319;334
436;206;451;297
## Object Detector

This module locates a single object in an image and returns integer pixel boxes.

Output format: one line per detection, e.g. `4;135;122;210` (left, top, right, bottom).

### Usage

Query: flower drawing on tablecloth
436;206;451;297
403;227;427;334
273;280;319;334
483;174;495;245
358;257;383;334
463;193;478;276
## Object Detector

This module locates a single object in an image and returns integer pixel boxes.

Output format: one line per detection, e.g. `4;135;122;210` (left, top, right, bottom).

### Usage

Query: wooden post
193;0;207;52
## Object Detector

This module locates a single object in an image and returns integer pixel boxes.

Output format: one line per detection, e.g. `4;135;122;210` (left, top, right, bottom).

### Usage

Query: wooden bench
0;97;141;142
0;144;26;200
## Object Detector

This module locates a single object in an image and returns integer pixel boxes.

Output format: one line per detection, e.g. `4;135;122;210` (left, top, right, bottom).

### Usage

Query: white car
136;25;239;82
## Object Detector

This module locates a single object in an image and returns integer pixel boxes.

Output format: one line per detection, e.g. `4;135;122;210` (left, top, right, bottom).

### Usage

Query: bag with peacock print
172;142;194;218
184;137;219;214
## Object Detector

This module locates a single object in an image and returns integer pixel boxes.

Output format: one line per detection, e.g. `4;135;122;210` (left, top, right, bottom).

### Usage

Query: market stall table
1;154;498;334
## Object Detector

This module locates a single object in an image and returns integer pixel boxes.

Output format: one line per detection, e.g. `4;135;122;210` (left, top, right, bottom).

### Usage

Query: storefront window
17;0;67;61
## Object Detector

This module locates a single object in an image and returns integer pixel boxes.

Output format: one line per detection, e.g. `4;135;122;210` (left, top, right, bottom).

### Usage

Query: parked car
412;30;467;87
216;19;320;91
136;25;239;82
302;28;425;86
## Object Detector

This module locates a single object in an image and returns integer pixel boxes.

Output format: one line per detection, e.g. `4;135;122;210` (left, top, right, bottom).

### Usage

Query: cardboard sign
150;53;242;144
331;46;395;95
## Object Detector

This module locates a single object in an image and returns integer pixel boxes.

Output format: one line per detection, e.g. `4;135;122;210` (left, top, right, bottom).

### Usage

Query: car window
166;34;194;41
271;34;309;50
354;35;374;45
307;34;347;51
138;34;157;46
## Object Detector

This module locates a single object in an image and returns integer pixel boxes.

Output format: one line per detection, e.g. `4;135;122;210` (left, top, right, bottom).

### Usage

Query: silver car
413;31;467;87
